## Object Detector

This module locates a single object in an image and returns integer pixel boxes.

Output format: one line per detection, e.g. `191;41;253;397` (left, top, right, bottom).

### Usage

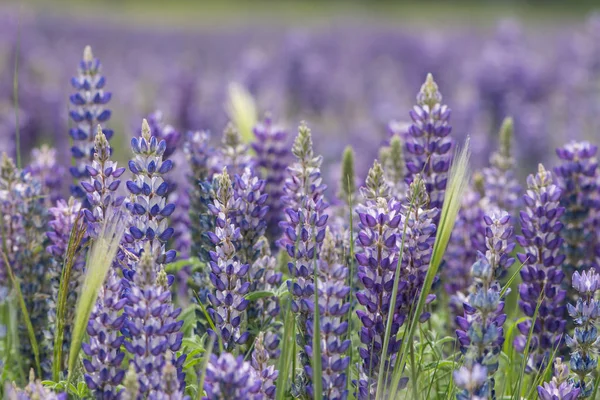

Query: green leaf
245;290;276;301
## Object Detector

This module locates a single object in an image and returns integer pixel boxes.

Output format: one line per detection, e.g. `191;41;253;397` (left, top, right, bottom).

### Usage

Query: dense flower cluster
203;353;262;400
537;359;580;400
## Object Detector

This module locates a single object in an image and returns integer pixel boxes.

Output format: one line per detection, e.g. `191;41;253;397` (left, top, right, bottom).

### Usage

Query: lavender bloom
379;134;406;200
124;119;177;269
279;123;328;350
481;117;521;214
203;353;262;400
82;271;127;398
81;127;125;236
554;141;598;291
515;164;567;372
537;358;580;400
251;115;290;242
305;228;351;400
404;73;454;217
206;168;251;349
123;248;185;395
144;110;182;160
149;361;189;400
69;46;112;197
233;167;269;264
25;145;64;204
566;270;600;398
355;161;403;399
5;370;67;400
453;363;488;400
248;238;282;329
251;332;279;399
219;123;251;176
455;211;514;400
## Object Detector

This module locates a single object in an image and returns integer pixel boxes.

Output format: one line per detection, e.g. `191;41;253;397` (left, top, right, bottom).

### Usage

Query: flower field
1;4;600;400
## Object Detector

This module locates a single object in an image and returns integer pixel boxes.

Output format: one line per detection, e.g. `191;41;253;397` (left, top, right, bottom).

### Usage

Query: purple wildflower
251;332;279;399
219;123;251;176
69;46;112;198
453;363;488;400
144;110;181;160
25;145;64;204
5;370;67;400
537;358;580;400
203;353;262;400
515;164;566;372
249;238;282;329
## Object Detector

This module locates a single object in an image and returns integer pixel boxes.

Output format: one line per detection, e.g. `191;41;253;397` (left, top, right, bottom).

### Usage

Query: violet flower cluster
203;353;262;400
455;211;514;400
251;332;279;399
68;46;112;198
537;358;580;400
515;164;567;372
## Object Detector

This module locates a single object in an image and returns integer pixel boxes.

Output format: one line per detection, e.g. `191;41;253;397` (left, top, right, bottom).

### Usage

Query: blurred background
1;0;600;187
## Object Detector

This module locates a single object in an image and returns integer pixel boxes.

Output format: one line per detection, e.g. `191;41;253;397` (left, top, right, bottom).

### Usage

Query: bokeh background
2;0;600;189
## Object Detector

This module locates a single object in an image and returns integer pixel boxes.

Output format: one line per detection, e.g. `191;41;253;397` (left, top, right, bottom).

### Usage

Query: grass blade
67;209;125;381
53;212;87;381
196;337;214;400
275;302;296;400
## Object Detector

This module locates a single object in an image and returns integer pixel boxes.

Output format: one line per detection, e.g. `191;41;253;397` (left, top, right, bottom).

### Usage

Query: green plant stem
409;341;419;400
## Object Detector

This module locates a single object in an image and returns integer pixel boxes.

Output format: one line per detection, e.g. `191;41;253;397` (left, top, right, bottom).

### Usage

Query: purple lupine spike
398;177;438;322
149;361;190;400
82;126;125;236
82;271;127;398
144;110;182;160
537;359;580;400
404;73;454;219
305;228;350;400
46;197;82;258
122;248;186;396
233;167;269;264
453;364;488;400
206;167;251;350
481;117;521;214
278;123;328;365
249;238;282;330
251;332;279;399
355;160;404;399
514;164;566;373
455;210;514;400
5;370;67;400
69;46;112;198
219;123;251;177
124;119;177;269
203;353;262;400
25;145;64;205
251;115;290;242
554;141;599;295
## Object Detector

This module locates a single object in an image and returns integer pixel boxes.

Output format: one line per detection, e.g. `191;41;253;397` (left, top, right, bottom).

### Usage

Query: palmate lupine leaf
52;211;87;381
67;209;125;381
388;138;471;400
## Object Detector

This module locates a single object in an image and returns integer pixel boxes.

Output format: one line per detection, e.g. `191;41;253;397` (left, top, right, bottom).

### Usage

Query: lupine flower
453;363;488;400
251;332;279;399
251;115;290;243
248;237;282;330
515;164;566;372
206;168;250;349
69;46;112;198
219;123;251;176
279;123;328;359
203;353;262;400
149;361;189;400
144;110;182;160
122;248;186;395
25;145;64;204
81;126;125;236
121;364;140;400
82;270;127;399
5;370;66;400
398;177;438;322
232;167;269;264
404;73;454;217
480;117;521;214
379;134;406;200
554;141;598;292
537;358;580;400
455;211;514;400
566;269;600;398
355;160;403;399
305;228;351;400
124;119;177;269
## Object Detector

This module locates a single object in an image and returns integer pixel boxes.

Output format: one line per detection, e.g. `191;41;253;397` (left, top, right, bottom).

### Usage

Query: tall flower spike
404;73;454;219
455;211;514;400
251;332;279;399
124;119;177;270
537;358;580;400
144;110;181;160
279;123;328;371
122;246;186;395
69;45;112;198
554;141;599;295
5;370;66;399
25;145;64;205
220;122;251;176
203;353;262;400
481;117;521;214
82;270;127;399
453;363;488;400
515;164;567;372
251;115;290;243
338;146;356;208
380;135;406;200
206;168;251;349
305;228;351;400
82;126;126;236
355;160;403;399
248;238;282;330
121;364;140;400
566;269;600;398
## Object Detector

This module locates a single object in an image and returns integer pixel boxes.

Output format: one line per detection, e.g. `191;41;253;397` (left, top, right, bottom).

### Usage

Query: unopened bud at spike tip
141;119;151;141
83;45;94;63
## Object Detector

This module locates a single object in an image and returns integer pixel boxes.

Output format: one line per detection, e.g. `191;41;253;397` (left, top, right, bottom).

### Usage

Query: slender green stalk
196;338;214;400
1;251;41;378
194;291;224;354
52;214;87;381
409;341;419;400
275;302;295;400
